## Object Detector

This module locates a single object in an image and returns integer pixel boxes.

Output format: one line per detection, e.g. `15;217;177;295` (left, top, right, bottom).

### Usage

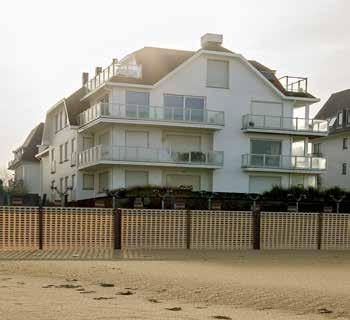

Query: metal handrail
78;145;224;167
241;153;327;171
78;102;225;127
84;62;142;91
242;114;328;133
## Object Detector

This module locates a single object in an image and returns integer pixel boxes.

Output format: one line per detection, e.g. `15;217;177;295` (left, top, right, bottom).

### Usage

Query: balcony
84;61;142;92
242;114;328;137
278;76;308;93
241;154;327;174
77;102;225;132
77;145;224;170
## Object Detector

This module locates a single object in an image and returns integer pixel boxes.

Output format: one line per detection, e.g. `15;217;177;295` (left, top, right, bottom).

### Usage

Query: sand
0;250;349;319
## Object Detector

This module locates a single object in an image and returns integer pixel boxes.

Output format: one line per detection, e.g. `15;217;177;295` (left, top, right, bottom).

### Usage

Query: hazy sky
1;0;349;168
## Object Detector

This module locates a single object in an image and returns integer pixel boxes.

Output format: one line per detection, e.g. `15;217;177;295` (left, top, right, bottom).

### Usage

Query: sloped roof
315;89;350;120
9;123;44;169
109;47;195;85
65;87;89;125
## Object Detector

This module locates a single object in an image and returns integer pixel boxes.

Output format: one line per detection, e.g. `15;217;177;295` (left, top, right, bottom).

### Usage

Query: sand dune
0;250;349;319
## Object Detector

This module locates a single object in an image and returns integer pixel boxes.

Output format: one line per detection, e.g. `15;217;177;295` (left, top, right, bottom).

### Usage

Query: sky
0;0;349;168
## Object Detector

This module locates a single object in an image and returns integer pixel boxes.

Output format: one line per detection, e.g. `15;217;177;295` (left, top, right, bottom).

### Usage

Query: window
71;174;75;190
329;116;337;127
98;172;109;193
342;163;347;175
125;171;148;188
343;138;348;150
55;114;59;132
338;112;343;127
71;138;76;153
126;91;150;118
59;111;63;130
249;176;281;194
83;174;94;190
51;148;55;161
250;139;282;167
313;143;322;155
207;59;229;88
164;94;205;122
347;110;350;125
64;176;69;190
64;142;69;161
166;174;201;191
60;177;64;192
59;144;63;163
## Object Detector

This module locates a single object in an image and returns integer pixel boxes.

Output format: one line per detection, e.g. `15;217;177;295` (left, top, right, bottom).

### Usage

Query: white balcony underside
242;167;325;174
78;116;223;133
78;160;222;171
241;128;328;137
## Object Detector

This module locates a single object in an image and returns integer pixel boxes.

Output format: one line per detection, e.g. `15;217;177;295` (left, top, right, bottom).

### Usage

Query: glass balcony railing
84;62;142;91
241;154;327;171
242;114;328;134
78;102;225;127
78;145;224;168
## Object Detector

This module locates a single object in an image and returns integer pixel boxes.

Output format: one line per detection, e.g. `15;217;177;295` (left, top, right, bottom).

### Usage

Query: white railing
241;154;327;171
78;102;225;127
84;62;142;91
78;145;224;168
242;114;328;134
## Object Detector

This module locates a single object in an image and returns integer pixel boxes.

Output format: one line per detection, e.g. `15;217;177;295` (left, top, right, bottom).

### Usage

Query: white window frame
206;59;229;89
83;174;95;190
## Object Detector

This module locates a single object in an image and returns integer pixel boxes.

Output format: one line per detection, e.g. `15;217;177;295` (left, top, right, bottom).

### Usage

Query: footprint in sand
117;291;134;296
317;308;333;314
80;291;96;294
212;316;232;320
166;307;182;311
93;297;115;300
148;298;160;303
99;283;115;287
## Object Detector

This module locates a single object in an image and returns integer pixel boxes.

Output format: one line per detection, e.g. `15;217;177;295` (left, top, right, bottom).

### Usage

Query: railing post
114;207;122;250
317;212;323;250
38;194;46;250
186;209;191;250
253;207;261;250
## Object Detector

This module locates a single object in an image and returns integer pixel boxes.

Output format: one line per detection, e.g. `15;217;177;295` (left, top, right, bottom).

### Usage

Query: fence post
253;208;261;250
114;208;122;250
38;194;46;250
186;209;191;249
317;212;323;250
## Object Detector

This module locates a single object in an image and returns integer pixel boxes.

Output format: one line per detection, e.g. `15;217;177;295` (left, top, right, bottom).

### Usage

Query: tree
0;167;13;189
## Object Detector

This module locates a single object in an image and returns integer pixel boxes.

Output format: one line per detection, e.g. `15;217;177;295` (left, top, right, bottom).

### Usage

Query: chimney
201;33;223;48
112;58;118;64
82;72;89;85
95;67;102;76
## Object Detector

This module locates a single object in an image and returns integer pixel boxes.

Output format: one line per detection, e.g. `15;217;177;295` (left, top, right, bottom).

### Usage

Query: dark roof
248;60;316;99
315;89;350;120
65;87;89;126
9;123;44;169
110;46;195;85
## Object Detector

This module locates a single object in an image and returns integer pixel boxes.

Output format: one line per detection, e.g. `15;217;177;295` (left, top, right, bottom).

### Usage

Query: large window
99;172;109;193
125;171;148;188
250;139;282;168
164;94;205;122
59;144;63;163
83;174;94;190
207;59;229;88
64;142;68;161
342;163;347;175
126;91;150;118
343;137;348;150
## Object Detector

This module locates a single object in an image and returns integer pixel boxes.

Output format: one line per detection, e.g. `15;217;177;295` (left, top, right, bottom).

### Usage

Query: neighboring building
8;123;44;194
36;33;328;202
313;89;350;190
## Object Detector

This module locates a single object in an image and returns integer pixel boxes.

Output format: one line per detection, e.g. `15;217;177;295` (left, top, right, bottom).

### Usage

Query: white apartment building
36;33;328;202
8;123;44;194
313;89;350;190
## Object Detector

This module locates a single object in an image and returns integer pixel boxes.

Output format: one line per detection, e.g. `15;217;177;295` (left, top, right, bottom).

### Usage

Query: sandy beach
0;250;349;319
